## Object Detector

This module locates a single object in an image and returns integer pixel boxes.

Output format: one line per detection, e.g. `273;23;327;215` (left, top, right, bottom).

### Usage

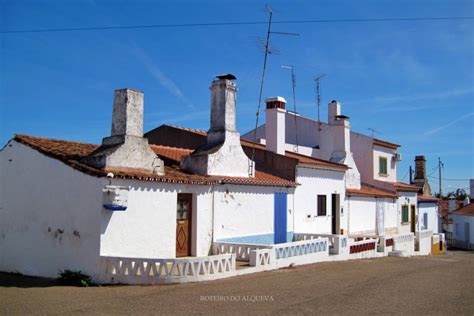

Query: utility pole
409;165;413;184
438;157;444;197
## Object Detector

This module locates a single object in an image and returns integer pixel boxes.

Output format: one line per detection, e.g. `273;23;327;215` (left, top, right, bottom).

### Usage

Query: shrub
58;269;93;287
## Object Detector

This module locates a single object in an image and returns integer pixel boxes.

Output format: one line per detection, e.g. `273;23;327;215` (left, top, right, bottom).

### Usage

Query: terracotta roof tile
163;125;348;171
451;203;474;217
393;181;420;192
417;195;440;202
373;138;400;149
346;186;399;199
12;134;296;187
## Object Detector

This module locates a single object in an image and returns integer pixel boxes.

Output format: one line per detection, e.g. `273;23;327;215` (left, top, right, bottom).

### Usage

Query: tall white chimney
84;89;164;174
181;74;254;177
328;100;361;189
265;96;287;155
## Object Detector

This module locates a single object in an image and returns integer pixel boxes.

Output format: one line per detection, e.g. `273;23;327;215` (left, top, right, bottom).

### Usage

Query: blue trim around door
274;192;288;244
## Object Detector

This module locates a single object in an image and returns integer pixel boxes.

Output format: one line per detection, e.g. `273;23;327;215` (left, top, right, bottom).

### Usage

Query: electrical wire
428;176;472;181
2;16;473;34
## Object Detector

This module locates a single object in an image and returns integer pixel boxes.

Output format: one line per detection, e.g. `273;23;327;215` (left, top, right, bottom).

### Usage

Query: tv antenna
314;74;326;130
249;4;299;175
314;74;326;149
281;65;299;152
368;128;381;137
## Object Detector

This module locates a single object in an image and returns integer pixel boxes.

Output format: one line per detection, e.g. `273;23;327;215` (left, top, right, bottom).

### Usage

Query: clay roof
417;195;440;203
346;186;399;199
283;151;348;171
439;200;465;217
373;138;400;150
451;203;474;217
160;125;348;171
393;181;420;192
12;134;296;187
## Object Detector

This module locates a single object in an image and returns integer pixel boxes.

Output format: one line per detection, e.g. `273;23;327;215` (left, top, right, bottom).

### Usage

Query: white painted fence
101;254;236;284
348;238;378;259
415;230;433;255
212;242;270;262
393;233;415;256
273;238;328;259
294;233;348;255
377;236;394;254
249;248;272;268
214;237;329;269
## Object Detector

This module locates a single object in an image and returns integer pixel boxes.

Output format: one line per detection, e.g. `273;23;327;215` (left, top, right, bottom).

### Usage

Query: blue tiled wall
218;232;294;245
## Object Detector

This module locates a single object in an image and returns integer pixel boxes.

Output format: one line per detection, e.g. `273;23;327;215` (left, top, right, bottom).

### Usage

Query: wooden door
410;205;416;233
176;193;192;257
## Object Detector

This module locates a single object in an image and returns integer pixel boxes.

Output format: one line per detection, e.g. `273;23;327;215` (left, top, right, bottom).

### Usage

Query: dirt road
1;250;473;315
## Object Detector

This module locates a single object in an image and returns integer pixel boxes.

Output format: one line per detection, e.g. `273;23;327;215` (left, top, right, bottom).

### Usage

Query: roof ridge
15;134;99;146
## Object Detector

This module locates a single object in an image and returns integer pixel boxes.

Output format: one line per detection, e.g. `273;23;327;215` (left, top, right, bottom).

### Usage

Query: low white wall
293;167;346;234
415;230;432;255
0;141;103;279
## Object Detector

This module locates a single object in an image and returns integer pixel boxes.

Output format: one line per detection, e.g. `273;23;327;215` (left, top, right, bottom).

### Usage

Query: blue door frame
274;192;288;244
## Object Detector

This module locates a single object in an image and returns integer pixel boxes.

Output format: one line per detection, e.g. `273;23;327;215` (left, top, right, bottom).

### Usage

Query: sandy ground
1;250;473;315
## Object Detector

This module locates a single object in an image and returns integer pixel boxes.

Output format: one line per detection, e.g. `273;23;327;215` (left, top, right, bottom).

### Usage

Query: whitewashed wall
293;166;346;234
213;185;294;241
99;181;215;259
418;202;439;234
398;192;418;235
350;132;373;182
0;141;103;279
347;196;377;235
373;145;397;182
452;214;474;246
383;198;399;234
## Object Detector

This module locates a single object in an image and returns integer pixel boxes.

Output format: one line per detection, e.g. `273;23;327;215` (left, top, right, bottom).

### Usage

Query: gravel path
1;250;473;315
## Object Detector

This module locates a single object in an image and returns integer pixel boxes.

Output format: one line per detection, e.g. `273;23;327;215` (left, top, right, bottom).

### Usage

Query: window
317;195;327;216
402;205;409;224
423;213;428;230
379;156;388;176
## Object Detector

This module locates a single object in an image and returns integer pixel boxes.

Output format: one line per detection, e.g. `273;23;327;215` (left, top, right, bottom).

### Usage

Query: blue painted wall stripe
274;192;288;244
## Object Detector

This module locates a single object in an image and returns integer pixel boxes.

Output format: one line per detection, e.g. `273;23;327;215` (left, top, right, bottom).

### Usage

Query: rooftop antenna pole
249;4;299;175
281;65;299;152
314;74;326;149
368;128;381;138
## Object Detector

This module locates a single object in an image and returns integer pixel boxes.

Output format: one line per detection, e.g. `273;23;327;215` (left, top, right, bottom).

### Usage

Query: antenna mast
249;4;299;175
314;74;326;149
282;65;299;152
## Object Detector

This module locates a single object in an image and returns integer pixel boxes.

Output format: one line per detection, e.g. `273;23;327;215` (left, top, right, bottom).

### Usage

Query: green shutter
402;205;409;223
379;157;388;175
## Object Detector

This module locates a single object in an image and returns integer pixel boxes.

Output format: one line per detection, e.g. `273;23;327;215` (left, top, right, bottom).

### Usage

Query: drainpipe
210;184;216;249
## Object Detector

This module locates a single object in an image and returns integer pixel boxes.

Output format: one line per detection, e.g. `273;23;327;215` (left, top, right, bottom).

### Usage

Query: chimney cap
331;99;339;103
216;74;237;80
266;96;287;103
335;114;350;120
415;155;426;161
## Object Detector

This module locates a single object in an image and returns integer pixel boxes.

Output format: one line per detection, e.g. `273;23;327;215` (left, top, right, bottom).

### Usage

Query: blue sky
1;0;473;194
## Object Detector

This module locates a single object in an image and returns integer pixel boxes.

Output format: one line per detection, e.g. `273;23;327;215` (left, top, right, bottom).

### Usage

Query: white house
0;74;439;285
449;181;474;250
0;75;307;283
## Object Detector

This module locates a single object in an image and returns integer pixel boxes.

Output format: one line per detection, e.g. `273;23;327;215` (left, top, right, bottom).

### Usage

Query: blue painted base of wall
218;232;294;245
